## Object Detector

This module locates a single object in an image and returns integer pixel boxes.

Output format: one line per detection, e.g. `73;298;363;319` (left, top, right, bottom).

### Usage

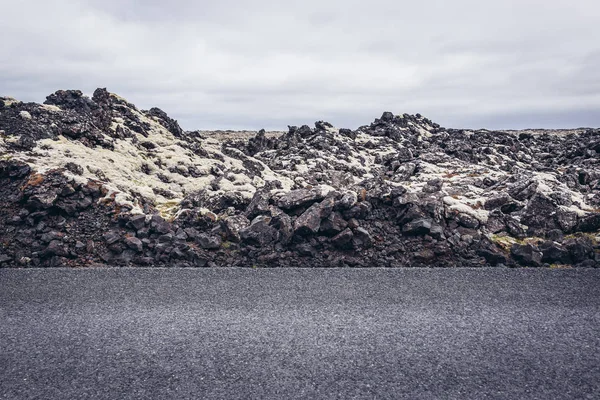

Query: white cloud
1;0;599;130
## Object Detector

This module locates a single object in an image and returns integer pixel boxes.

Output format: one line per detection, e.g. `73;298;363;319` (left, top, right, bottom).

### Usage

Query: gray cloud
1;0;599;130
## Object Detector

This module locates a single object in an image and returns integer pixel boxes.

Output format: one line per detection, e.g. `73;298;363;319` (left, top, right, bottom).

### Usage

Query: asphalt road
1;268;599;400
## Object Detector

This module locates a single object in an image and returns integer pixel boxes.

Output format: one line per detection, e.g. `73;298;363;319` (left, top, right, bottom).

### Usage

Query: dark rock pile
1;89;599;267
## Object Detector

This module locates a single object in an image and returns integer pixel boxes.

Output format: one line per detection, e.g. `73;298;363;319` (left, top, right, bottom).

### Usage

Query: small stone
102;231;121;245
347;218;360;229
296;243;316;257
508;180;538;201
380;111;394;121
397;148;413;163
124;237;143;252
64;162;84;176
19;257;31;266
429;224;445;240
402;218;432;236
175;229;188;241
565;237;593;263
184;227;199;239
338;191;358;210
457;214;480;229
137;227;150;239
128;214;147;230
331;228;354;249
197;234;222;250
554;210;578;233
150;215;171;234
353;227;373;249
461;235;474;245
158;233;174;243
546;229;564;242
46;240;68;257
245;188;272;219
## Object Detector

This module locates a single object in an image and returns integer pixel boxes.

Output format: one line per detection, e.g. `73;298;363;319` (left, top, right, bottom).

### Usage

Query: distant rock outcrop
1;88;599;268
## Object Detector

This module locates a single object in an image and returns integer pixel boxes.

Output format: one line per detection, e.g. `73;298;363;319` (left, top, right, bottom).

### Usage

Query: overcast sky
1;0;599;130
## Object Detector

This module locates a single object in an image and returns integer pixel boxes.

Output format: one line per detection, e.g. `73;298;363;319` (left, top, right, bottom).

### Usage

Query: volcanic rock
1;88;599;268
124;237;143;252
197;234;222;250
240;216;278;246
277;188;326;210
510;244;543;267
331;228;354;249
402;218;433;236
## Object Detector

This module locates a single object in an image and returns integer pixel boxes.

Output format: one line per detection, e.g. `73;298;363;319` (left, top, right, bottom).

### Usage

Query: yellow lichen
549;264;572;269
490;234;544;251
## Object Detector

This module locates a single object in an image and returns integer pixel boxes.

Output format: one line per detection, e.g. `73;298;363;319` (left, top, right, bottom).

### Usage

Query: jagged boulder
320;212;348;236
245;188;272;219
277;187;328;210
565;237;594;263
223;215;250;242
484;193;511;210
402;218;433;236
521;194;558;233
0;160;31;179
508;179;538;201
555;210;579;233
197;234;222;250
240;216;278;246
293;197;335;235
578;214;600;233
539;241;571;264
510;244;543;267
127;215;147;231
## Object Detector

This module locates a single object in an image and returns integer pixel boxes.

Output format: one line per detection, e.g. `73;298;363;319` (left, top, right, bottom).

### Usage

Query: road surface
1;268;599;399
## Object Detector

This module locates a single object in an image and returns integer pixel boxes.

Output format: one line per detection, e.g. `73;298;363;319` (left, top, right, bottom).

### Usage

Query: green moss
564;232;598;245
549;263;572;269
490;234;544;251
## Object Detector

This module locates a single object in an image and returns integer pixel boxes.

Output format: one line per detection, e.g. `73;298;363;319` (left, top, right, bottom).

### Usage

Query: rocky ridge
1;89;599;268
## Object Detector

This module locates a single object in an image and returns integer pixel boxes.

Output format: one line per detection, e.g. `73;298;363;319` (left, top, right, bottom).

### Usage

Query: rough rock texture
1;89;599;268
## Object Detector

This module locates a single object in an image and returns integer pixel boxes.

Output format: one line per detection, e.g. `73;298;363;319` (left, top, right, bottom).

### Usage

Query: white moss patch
1;97;19;106
444;195;489;223
7;96;301;217
40;104;63;112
